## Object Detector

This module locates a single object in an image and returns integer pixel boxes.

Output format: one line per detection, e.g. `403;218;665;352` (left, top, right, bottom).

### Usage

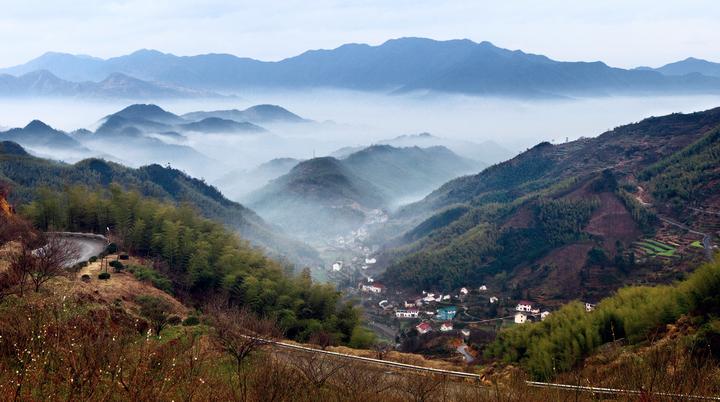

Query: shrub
167;315;182;326
89;256;98;263
81;274;91;282
182;316;200;326
119;254;129;260
98;272;111;280
129;265;173;293
106;243;118;254
109;260;125;272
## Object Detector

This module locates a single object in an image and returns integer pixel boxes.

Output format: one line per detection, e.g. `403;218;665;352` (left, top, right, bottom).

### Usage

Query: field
633;238;678;258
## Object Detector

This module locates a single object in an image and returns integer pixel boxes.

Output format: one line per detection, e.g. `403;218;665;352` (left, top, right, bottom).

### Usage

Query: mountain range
0;103;308;180
0;70;218;98
3;38;720;97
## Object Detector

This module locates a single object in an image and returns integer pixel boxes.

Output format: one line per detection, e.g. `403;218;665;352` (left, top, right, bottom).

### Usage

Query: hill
380;107;720;303
0;70;216;98
647;57;720;78
246;145;480;239
214;157;302;200
4;39;720;97
183;104;309;125
0;120;86;152
247;157;386;238
0;142;319;266
179;117;265;134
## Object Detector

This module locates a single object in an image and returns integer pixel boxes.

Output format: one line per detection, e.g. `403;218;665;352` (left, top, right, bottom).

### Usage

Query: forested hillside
488;256;720;383
15;184;370;345
380;107;720;303
0;144;319;266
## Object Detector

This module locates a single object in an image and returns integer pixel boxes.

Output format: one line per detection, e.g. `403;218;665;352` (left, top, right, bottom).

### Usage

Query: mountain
214;157;302;200
0;70;217;99
380;107;720;304
338;133;514;164
179;117;265;134
0;120;85;151
183;104;309;124
5;39;720;97
106;103;186;125
246;145;480;239
247;157;385;238
647;57;720;78
0;142;319;266
341;145;481;201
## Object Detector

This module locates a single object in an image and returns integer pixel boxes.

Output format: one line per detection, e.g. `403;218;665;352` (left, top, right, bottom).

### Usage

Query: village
353;276;598;363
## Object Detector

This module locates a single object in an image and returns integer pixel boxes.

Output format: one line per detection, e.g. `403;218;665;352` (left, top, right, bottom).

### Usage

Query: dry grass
70;256;188;317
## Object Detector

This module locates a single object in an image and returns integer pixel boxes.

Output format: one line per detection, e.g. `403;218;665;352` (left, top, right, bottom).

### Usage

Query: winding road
48;232;108;267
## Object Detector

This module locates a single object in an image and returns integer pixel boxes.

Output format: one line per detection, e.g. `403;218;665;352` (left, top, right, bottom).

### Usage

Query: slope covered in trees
488;256;720;380
380;107;720;300
0;144;319;266
18;184;367;344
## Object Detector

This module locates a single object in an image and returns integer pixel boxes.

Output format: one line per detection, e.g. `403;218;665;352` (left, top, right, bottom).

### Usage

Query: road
657;217;714;261
48;232;108;267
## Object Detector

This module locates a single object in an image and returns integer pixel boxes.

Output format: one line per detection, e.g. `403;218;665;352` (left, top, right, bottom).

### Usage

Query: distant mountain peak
24;120;54;131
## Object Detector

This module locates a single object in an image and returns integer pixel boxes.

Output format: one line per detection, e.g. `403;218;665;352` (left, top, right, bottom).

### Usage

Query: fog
1;91;719;189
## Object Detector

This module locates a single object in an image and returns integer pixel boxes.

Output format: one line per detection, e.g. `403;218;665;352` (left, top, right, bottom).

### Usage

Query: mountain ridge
4;38;720;97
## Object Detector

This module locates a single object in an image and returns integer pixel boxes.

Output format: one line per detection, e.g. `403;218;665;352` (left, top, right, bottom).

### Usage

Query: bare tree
206;302;281;374
17;235;80;293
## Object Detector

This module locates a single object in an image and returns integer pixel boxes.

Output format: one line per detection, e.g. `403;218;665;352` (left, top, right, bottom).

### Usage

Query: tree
136;295;173;336
206;301;280;375
11;235;80;293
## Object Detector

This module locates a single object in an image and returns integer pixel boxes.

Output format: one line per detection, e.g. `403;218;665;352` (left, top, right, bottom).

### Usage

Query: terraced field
633;238;679;258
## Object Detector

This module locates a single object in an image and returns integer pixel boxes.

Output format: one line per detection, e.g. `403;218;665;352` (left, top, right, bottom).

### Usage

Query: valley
2;15;720;397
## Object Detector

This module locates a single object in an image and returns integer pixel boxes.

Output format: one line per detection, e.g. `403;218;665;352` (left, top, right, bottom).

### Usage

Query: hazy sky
0;0;719;68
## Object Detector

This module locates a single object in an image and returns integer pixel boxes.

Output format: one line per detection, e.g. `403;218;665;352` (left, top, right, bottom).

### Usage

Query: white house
460;287;469;296
416;322;432;334
585;302;595;312
404;299;421;308
395;309;419;319
515;301;533;312
461;329;471;338
540;311;551;321
489;296;499;304
440;322;454;332
479;285;488;291
423;293;436;303
365;258;377;265
331;261;343;271
442;295;451;301
514;312;528;324
361;283;384;293
361;265;368;270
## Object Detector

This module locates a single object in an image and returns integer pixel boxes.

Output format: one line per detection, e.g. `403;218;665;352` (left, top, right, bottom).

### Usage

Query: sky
0;0;719;68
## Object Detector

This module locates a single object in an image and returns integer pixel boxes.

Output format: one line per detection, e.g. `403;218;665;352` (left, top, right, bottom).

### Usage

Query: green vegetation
634;238;678;258
128;265;173;293
0;150;319;265
20;185;368;345
386;197;598;290
487;257;720;380
641;128;720;210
